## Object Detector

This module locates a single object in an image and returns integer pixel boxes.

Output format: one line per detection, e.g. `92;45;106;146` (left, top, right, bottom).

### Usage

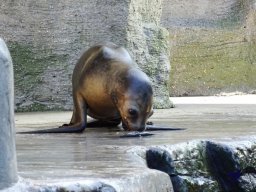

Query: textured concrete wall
126;0;171;108
0;38;18;190
0;0;171;111
161;0;256;96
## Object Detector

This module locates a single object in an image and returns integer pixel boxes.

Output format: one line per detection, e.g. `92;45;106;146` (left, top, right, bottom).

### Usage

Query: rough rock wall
126;0;172;108
161;0;256;96
0;0;171;111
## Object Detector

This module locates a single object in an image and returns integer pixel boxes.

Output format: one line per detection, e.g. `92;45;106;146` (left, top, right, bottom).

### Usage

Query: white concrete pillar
0;38;18;190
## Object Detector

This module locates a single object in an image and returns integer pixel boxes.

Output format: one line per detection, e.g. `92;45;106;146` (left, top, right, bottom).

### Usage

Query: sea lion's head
113;68;154;132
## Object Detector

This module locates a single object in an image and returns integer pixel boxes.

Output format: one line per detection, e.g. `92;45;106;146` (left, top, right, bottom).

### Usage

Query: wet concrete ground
14;103;256;191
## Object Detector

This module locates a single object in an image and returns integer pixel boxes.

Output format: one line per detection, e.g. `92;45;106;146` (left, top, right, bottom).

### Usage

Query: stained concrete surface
11;101;256;191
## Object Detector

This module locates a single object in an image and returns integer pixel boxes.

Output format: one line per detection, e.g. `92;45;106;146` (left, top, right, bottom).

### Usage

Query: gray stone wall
0;0;171;111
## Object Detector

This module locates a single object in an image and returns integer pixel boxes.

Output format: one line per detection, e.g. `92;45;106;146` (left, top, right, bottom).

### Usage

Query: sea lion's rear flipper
18;98;88;134
17;123;87;134
17;119;122;134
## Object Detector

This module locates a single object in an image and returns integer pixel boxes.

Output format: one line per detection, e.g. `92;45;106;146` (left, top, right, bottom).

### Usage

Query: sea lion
24;42;154;133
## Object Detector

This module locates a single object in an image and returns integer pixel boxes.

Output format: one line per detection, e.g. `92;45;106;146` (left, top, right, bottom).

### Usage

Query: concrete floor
13;103;256;191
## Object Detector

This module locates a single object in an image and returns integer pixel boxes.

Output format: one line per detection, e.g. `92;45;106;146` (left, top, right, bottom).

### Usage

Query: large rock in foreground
146;137;256;192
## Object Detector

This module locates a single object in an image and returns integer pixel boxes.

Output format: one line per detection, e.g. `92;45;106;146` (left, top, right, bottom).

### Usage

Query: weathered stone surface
126;0;172;108
1;0;171;111
161;0;256;96
9;180;117;192
0;38;18;189
146;138;256;192
7;171;173;192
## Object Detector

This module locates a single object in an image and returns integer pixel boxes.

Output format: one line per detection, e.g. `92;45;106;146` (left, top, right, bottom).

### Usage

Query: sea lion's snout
136;125;146;132
121;108;147;132
129;121;146;132
123;121;146;132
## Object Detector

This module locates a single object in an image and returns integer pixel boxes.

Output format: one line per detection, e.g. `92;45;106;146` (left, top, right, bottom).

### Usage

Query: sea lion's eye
128;109;138;117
